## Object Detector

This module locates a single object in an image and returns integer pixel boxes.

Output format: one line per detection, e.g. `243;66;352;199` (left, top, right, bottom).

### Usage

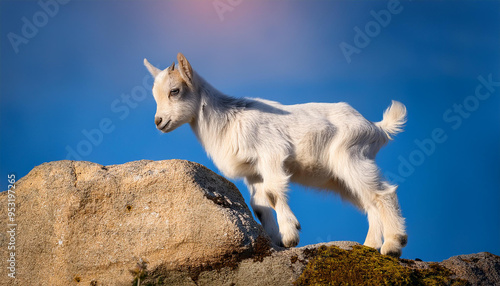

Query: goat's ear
144;58;161;78
168;61;175;71
177;53;193;84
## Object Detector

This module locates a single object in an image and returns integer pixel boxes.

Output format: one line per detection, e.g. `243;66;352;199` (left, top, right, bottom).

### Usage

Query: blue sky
1;1;499;262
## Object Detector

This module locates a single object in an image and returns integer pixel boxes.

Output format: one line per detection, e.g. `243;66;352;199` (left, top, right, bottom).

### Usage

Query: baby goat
144;53;408;257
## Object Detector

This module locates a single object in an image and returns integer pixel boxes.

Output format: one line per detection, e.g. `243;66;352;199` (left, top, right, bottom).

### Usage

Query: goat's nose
155;116;162;126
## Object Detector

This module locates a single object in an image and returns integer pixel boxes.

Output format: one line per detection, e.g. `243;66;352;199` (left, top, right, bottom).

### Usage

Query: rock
0;160;271;286
292;245;499;286
441;252;500;286
140;241;360;286
1;159;499;286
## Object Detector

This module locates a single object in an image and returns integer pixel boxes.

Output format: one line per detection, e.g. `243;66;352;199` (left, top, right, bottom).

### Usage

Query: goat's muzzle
155;116;162;127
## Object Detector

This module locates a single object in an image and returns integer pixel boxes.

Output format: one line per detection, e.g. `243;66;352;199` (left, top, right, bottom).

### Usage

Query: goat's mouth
158;119;172;132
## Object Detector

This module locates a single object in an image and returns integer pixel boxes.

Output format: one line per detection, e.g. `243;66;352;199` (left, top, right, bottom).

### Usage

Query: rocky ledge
1;160;499;285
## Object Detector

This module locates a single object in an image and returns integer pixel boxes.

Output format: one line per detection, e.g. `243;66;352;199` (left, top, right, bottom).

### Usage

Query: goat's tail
375;100;407;140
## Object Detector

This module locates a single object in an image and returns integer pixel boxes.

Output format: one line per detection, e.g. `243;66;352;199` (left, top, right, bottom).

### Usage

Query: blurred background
1;0;499;261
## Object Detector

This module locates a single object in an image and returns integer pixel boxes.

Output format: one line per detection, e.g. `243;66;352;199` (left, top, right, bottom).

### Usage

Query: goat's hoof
381;234;407;258
281;236;299;248
280;225;300;248
381;246;402;258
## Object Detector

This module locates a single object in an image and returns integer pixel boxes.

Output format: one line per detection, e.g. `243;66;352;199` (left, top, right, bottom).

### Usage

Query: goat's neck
189;74;238;154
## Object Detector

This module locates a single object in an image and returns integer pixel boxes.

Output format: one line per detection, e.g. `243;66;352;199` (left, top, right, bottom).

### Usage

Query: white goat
144;53;408;257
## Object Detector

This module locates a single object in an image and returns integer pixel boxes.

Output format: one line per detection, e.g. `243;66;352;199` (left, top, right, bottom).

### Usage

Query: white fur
144;54;408;257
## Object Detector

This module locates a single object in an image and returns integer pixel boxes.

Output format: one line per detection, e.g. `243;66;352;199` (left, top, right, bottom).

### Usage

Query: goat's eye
170;88;180;96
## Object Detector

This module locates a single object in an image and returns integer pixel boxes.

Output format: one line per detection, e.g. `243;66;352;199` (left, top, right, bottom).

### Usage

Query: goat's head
144;53;199;133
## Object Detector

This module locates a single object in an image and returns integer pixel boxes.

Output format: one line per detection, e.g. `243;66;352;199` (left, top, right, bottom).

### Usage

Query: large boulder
0;160;271;285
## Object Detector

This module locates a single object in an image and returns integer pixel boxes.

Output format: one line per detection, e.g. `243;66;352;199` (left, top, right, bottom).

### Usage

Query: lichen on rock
294;245;468;286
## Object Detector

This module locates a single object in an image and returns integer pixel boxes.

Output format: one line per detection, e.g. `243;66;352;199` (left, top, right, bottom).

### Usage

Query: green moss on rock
294;245;468;286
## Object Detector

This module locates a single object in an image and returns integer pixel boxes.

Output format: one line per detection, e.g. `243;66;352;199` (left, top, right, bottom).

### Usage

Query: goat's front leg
252;158;300;247
246;176;281;245
273;186;301;247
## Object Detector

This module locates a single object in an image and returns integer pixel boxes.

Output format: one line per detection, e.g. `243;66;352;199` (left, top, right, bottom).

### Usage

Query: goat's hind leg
364;205;384;250
377;182;408;257
324;177;383;250
334;157;407;257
